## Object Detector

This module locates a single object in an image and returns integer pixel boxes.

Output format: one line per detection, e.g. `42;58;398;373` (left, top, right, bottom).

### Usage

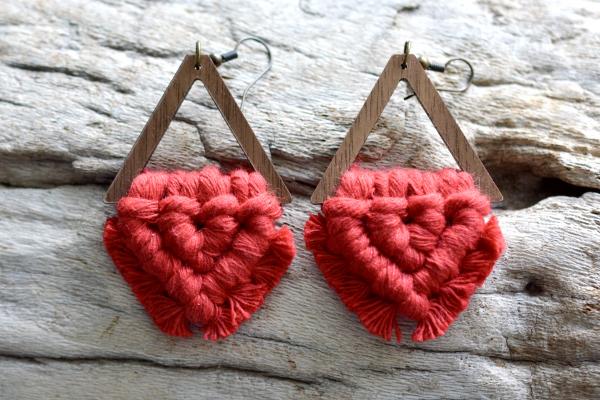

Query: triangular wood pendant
105;54;291;203
311;53;502;204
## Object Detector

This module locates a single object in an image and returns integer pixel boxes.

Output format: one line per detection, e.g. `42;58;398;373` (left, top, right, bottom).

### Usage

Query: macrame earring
103;38;295;340
305;42;505;342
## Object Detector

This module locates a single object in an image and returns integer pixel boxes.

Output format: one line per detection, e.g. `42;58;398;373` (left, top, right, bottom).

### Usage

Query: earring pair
103;39;505;342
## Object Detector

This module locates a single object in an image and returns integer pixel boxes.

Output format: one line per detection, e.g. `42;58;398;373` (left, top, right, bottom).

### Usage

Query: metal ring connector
402;41;411;69
195;41;201;69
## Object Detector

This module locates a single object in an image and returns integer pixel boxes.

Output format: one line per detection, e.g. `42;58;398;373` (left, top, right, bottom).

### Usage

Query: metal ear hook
404;56;474;100
209;36;273;111
422;57;474;94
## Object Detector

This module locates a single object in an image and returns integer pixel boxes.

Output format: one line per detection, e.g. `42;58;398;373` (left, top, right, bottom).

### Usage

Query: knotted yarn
304;166;505;342
103;166;295;340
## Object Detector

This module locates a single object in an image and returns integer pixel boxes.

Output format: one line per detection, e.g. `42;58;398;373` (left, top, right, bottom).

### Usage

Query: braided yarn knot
304;166;505;342
104;166;295;340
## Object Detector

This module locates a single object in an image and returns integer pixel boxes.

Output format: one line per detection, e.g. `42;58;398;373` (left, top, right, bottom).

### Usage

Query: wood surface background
0;0;599;399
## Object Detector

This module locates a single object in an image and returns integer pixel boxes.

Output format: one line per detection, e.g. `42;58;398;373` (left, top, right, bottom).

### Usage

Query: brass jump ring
195;41;201;68
402;41;411;69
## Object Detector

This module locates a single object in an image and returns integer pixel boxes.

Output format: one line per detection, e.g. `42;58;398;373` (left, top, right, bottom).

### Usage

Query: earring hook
437;58;474;94
235;37;273;111
404;56;474;100
209;36;273;111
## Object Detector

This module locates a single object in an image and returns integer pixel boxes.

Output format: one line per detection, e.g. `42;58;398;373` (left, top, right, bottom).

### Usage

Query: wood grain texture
1;0;599;398
105;54;291;203
0;187;599;399
1;1;598;194
312;53;502;203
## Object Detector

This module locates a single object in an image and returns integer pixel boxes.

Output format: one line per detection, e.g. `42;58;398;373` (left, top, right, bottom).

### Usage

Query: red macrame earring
305;42;505;342
103;39;295;340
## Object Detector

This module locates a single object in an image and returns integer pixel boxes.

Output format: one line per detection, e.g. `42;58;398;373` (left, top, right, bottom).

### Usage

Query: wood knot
524;280;544;296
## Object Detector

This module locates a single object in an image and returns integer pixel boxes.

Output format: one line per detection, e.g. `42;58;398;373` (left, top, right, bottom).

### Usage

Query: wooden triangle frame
105;54;291;203
311;53;502;204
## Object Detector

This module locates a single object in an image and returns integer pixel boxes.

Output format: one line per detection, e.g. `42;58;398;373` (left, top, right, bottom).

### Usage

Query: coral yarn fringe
304;166;505;342
103;166;295;340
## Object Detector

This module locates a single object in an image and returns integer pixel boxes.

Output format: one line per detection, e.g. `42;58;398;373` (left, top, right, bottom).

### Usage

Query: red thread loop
305;166;505;342
104;166;295;340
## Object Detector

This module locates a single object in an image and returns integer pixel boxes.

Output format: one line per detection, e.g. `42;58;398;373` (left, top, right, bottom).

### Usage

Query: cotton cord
304;166;505;342
104;166;295;340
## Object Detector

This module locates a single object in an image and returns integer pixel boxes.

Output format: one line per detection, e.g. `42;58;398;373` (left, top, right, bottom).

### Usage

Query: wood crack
0;354;322;387
0;98;32;108
5;62;133;94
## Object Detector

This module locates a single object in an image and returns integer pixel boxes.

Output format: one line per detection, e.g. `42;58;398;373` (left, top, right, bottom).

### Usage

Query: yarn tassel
104;218;192;337
202;284;263;340
228;283;265;323
413;216;505;341
306;214;402;341
251;226;295;290
304;167;506;342
103;168;295;340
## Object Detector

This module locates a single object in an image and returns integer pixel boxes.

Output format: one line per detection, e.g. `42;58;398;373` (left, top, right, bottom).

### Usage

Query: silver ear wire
209;36;273;111
404;55;474;100
428;57;474;94
235;37;273;111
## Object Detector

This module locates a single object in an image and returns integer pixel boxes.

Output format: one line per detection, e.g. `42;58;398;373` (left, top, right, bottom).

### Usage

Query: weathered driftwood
0;188;599;399
1;0;599;398
1;0;599;194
